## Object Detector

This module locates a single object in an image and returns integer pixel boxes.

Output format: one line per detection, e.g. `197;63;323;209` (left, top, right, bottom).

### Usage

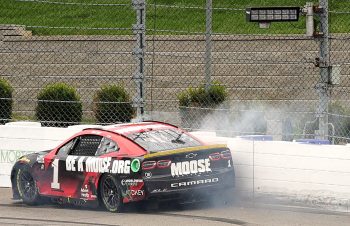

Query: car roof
83;121;178;136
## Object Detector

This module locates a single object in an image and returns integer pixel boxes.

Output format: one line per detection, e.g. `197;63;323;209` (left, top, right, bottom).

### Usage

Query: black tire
99;174;124;212
16;166;40;205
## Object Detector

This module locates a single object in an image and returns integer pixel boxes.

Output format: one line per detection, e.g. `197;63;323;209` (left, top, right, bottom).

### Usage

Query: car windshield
127;128;201;153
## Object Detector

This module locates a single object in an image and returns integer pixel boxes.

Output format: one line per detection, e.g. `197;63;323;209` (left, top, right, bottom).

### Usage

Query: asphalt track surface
1;188;350;226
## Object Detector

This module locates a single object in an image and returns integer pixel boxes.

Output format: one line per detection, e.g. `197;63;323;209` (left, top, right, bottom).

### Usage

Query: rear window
127;129;201;152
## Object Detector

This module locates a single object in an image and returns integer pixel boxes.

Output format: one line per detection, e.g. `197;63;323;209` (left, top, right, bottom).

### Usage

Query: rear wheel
16;167;40;205
99;174;123;212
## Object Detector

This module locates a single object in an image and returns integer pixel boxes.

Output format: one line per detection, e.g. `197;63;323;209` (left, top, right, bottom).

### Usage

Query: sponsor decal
151;188;168;193
127;190;144;196
0;150;33;163
170;178;219;188
81;193;89;198
81;184;89;193
86;157;112;173
65;156;138;174
80;185;97;200
131;159;140;173
144;172;152;178
51;157;137;190
121;179;143;186
171;158;211;177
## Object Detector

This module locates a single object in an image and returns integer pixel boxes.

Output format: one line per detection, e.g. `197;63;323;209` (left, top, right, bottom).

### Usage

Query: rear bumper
144;168;235;200
147;186;235;203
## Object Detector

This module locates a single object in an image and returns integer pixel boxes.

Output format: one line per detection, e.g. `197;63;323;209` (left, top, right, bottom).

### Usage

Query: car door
58;134;104;199
38;134;103;199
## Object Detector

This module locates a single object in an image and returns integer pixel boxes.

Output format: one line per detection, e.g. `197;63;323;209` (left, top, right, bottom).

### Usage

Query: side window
57;139;76;157
69;135;103;156
95;137;118;156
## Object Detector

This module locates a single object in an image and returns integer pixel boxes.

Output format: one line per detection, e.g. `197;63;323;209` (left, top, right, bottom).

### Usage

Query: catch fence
0;0;350;143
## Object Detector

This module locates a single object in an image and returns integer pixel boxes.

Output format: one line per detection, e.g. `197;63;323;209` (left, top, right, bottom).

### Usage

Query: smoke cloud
198;102;315;141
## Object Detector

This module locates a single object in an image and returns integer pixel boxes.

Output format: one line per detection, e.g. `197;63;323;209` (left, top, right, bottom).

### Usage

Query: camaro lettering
171;159;211;177
187;181;196;186
170;178;219;188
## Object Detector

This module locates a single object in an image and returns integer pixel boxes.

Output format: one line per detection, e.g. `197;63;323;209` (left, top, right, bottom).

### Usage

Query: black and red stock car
11;121;235;212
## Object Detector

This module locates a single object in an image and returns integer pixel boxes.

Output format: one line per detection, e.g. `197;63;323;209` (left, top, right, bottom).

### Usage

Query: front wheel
99;174;124;212
16;167;40;205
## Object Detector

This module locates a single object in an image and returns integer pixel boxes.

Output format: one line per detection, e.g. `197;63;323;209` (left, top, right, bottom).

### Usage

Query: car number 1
51;158;60;189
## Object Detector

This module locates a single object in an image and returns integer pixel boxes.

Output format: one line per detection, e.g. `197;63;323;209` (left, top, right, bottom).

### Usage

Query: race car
11;121;235;212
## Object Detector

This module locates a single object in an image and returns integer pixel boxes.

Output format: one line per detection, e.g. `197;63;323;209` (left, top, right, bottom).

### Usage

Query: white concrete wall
191;131;350;209
1;125;350;209
230;139;350;201
0;122;91;187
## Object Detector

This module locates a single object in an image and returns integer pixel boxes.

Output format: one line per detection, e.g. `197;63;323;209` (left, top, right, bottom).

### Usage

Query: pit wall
1;123;350;210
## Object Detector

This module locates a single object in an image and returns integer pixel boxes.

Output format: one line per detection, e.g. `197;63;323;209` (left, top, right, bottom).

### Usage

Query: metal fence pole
205;0;212;91
305;2;314;37
315;0;330;140
132;0;146;121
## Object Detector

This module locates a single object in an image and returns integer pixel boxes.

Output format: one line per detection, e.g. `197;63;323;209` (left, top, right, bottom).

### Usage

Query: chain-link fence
0;0;137;127
146;0;350;144
1;0;350;143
